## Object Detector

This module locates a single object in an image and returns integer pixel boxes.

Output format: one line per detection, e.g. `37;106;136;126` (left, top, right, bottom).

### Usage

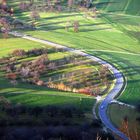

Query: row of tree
0;0;13;38
19;0;94;12
0;0;98;38
0;47;113;96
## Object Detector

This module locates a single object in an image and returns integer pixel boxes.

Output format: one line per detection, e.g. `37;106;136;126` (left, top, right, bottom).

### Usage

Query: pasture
0;0;140;139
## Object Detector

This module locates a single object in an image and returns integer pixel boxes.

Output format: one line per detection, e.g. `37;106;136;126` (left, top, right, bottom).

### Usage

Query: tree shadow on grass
38;22;108;33
43;13;82;20
38;21;65;27
124;30;140;43
94;1;117;8
88;51;140;78
80;27;111;32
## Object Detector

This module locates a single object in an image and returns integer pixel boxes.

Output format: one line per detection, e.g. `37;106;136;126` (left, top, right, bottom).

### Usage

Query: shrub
27;48;48;56
6;73;17;80
11;49;26;57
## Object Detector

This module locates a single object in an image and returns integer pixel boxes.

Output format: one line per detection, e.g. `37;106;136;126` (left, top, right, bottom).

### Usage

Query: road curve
9;31;128;140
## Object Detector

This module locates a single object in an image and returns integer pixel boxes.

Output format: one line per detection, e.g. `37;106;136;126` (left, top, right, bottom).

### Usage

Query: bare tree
73;20;79;32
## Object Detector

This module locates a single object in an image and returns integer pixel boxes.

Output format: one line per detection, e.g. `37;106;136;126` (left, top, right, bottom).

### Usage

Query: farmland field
18;12;140;105
0;34;96;111
0;0;140;140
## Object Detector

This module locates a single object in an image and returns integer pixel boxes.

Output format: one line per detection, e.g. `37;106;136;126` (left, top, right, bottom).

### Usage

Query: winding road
9;31;129;140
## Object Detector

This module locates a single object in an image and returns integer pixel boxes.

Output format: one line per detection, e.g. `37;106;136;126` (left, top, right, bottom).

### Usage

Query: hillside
5;0;140;15
94;0;140;15
0;0;140;139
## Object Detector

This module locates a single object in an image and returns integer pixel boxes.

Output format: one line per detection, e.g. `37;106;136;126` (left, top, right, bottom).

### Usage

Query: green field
15;11;140;105
1;1;140;137
95;0;140;15
0;35;96;116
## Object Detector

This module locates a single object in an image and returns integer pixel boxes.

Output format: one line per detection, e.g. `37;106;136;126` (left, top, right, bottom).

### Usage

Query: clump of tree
46;61;113;96
19;1;31;11
0;17;10;38
0;0;14;38
73;20;79;32
26;48;48;56
11;49;26;57
18;55;48;84
78;0;93;8
0;48;48;86
0;47;113;97
17;0;95;13
30;10;40;21
0;16;10;39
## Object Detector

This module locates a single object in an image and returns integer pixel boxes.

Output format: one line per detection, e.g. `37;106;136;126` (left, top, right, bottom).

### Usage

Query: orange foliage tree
119;116;139;140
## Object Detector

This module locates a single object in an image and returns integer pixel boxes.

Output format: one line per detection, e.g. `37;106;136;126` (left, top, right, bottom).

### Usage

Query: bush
11;49;26;57
27;48;48;56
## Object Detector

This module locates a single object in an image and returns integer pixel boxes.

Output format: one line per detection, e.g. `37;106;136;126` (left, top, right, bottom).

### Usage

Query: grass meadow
1;0;140;135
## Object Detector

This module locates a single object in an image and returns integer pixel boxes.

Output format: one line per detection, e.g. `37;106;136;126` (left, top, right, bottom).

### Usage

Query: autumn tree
6;73;17;80
30;10;40;21
92;6;97;18
11;49;26;57
0;18;10;38
98;65;109;86
68;0;74;11
73;20;79;32
65;20;71;31
0;1;13;38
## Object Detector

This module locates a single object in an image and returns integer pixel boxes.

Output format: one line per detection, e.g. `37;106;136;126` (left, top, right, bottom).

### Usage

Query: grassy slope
95;0;140;15
108;104;140;136
3;0;140;129
0;35;95;113
90;51;140;105
18;12;140;105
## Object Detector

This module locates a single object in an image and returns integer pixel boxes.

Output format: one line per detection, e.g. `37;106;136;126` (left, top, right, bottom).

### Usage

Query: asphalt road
9;31;129;140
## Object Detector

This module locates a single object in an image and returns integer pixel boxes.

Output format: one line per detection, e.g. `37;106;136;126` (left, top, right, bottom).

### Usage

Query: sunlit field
0;0;140;140
19;12;140;105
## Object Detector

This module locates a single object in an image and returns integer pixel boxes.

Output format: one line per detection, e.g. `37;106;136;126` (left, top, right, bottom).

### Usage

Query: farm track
9;31;129;140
